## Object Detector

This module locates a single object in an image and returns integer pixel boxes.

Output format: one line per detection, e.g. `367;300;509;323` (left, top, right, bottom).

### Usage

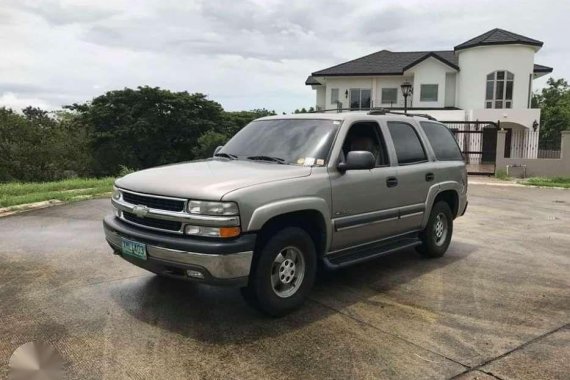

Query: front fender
247;197;333;252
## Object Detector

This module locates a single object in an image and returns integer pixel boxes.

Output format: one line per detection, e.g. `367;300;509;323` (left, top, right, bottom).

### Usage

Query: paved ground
0;183;569;379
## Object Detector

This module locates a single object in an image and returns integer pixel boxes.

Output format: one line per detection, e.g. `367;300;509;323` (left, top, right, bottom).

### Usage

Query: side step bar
323;233;422;269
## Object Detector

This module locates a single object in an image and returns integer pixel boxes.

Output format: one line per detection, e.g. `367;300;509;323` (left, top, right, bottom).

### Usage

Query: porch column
561;131;570;159
495;130;507;172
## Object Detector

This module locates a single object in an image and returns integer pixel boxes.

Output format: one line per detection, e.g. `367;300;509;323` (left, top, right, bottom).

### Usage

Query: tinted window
219;119;339;165
342;122;389;166
420;121;463;161
387;122;427;164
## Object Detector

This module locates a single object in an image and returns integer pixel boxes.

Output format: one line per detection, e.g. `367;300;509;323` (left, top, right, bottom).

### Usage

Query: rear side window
420;121;463;161
387;122;427;164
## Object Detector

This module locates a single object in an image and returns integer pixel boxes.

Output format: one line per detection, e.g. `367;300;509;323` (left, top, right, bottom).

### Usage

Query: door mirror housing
338;151;375;172
213;145;223;157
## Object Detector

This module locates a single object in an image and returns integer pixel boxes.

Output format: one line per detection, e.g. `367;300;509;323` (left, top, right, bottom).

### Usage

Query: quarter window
420;122;463;161
420;84;438;102
331;88;339;105
387;122;427;164
349;88;372;110
486;70;514;109
381;88;398;104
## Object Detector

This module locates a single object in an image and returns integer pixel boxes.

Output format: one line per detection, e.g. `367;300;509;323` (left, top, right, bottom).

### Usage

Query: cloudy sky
0;0;568;113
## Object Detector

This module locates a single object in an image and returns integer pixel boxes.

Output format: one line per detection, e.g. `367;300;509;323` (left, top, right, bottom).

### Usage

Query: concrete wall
496;131;570;177
456;45;536;110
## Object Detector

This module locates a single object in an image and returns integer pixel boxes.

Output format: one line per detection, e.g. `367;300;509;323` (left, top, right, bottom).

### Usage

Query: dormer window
486;71;514;109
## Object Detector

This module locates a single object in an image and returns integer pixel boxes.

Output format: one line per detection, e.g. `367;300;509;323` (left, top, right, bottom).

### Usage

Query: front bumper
103;215;256;286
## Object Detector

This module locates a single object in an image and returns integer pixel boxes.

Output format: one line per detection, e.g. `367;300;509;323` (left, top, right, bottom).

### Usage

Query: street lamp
400;81;413;114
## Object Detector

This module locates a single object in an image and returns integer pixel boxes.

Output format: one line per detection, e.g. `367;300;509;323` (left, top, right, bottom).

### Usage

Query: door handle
425;173;435;182
386;177;398;188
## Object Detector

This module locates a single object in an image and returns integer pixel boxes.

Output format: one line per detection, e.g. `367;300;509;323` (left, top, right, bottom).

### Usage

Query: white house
306;28;553;162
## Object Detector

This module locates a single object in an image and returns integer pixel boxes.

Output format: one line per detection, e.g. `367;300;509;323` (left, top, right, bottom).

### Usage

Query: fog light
186;269;204;279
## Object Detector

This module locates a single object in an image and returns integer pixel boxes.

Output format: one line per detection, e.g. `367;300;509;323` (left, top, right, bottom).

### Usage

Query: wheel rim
433;212;448;246
270;246;305;298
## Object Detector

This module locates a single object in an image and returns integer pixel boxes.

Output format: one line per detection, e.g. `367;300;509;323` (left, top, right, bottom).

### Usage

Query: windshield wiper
246;155;287;164
214;152;238;160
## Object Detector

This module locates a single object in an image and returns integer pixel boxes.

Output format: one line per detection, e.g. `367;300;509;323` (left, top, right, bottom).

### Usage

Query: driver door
329;121;400;251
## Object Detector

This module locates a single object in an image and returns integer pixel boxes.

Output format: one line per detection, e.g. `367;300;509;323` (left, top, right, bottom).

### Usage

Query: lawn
523;177;570;189
0;177;115;208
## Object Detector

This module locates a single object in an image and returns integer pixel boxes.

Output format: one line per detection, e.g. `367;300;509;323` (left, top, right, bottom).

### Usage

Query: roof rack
306;107;438;121
367;108;438;121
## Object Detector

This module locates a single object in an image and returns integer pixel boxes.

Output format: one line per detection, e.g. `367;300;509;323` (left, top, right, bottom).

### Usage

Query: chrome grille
123;212;182;232
122;191;185;212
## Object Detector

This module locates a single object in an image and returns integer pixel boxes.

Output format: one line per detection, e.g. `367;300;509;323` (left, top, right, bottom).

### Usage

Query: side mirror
338;151;375;172
213;146;223;157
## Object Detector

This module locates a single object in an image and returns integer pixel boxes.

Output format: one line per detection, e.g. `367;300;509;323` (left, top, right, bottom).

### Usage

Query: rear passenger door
385;121;433;232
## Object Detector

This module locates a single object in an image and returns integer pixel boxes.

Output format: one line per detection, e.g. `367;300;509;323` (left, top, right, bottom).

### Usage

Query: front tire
417;201;453;258
242;227;316;317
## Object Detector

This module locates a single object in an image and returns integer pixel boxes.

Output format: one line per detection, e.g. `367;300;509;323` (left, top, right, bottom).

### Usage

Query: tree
66;86;226;176
532;78;570;141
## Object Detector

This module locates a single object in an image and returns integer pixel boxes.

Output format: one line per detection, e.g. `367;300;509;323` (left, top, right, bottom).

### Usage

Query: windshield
219;119;340;165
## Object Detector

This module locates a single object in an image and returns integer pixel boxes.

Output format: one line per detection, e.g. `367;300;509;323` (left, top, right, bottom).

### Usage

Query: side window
387;121;427;165
420;84;438;102
331;88;339;105
341;122;389;167
420;121;463;161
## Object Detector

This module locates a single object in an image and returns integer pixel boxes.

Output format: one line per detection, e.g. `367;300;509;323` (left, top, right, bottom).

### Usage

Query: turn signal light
219;226;241;238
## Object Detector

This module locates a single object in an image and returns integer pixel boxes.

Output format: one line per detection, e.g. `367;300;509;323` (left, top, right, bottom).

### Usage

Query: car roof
256;112;436;124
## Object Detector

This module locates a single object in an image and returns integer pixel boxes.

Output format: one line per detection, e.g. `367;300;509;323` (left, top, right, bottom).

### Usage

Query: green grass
523;177;570;189
0;177;115;208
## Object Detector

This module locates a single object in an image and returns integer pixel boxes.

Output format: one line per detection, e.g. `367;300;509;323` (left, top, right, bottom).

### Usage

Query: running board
323;234;421;269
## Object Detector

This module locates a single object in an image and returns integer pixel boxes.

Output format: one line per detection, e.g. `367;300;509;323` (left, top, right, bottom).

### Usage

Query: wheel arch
422;182;461;228
247;198;332;256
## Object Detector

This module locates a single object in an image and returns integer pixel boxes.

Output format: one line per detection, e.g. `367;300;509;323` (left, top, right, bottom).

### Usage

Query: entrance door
481;127;498;163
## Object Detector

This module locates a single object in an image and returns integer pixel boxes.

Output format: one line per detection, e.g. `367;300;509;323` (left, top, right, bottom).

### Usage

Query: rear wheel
241;227;316;317
417;201;453;258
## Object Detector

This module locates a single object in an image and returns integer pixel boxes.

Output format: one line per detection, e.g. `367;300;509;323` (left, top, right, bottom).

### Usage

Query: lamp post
400;81;413;114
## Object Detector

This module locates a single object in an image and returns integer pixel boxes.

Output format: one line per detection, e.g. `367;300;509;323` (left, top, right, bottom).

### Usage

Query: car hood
115;159;312;200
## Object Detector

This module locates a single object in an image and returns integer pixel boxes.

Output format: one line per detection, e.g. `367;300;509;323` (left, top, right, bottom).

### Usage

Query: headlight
185;225;241;238
187;200;239;215
112;187;122;201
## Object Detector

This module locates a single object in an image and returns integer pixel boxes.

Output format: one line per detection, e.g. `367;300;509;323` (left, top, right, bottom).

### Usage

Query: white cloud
0;0;568;113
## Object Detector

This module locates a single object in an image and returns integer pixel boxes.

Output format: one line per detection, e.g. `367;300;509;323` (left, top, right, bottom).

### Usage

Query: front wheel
417;201;453;258
241;227;316;317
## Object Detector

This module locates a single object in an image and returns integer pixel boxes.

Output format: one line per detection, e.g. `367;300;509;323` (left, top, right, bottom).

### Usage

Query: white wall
405;57;456;108
456;45;536;110
445;73;456;107
315;86;325;110
321;77;374;109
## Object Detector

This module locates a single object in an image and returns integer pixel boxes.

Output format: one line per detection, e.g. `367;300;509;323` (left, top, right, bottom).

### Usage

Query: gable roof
311;50;458;78
454;28;543;51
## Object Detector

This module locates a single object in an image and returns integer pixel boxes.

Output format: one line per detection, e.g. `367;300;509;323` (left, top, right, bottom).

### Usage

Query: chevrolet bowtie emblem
132;205;150;218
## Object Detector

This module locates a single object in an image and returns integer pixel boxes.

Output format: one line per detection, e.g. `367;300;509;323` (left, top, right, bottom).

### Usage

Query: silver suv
103;111;467;316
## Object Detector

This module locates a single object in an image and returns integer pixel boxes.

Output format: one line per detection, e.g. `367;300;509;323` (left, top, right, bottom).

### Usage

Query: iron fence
506;130;561;159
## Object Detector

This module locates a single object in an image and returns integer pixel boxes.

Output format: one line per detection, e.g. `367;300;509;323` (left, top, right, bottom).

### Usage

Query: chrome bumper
104;220;253;285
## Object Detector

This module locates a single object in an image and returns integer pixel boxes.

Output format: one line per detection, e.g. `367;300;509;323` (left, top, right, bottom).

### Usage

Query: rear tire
417;201;453;258
241;227;316;317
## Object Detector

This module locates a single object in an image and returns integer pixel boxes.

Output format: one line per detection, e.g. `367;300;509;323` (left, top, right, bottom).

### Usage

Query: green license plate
121;238;147;260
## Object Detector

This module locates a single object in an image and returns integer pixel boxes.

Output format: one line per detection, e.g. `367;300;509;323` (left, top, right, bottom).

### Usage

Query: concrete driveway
0;184;569;379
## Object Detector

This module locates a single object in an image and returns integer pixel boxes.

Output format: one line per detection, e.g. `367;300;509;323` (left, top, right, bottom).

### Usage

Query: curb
469;181;568;190
0;193;111;218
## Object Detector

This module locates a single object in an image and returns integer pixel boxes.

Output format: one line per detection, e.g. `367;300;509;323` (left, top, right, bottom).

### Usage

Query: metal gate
440;121;499;175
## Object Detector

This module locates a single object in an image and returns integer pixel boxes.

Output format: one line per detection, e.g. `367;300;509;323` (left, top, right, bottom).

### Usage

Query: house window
381;88;398;104
331;88;339;105
486;70;514;109
349;88;371;110
420;84;438;102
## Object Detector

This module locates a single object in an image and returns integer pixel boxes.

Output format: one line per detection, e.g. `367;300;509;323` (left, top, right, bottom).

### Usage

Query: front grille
122;192;185;212
123;212;182;232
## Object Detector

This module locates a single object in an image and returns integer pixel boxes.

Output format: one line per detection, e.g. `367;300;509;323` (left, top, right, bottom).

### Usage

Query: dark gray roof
311;50;458;78
533;64;553;73
305;76;322;85
454;28;543;51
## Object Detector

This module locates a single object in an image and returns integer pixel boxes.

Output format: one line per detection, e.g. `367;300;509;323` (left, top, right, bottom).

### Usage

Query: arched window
486;71;514;109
